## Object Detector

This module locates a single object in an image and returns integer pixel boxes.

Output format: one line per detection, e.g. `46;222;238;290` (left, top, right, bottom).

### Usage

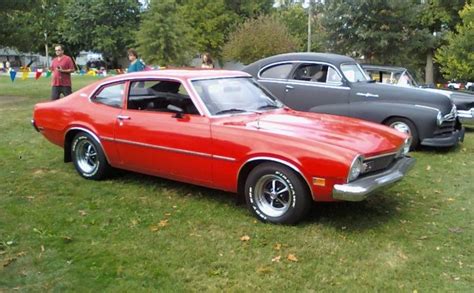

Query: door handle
117;115;131;120
285;85;294;89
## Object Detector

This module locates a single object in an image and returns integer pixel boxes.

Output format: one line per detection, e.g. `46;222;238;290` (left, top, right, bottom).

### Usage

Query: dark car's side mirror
167;104;184;118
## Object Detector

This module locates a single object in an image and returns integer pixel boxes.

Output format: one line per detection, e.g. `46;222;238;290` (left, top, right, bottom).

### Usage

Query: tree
179;0;237;61
61;0;141;63
321;0;426;67
136;0;193;65
222;15;299;64
435;3;474;80
224;0;274;18
417;0;466;83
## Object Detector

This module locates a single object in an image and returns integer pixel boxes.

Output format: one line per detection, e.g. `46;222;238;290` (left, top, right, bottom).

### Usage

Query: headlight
348;155;364;182
436;111;443;126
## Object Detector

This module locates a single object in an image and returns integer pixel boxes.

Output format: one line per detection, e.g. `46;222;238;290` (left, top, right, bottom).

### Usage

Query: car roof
104;69;250;82
243;52;357;75
361;64;407;72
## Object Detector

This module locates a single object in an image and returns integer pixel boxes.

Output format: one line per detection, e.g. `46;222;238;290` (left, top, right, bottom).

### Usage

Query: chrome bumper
332;157;416;201
458;109;474;127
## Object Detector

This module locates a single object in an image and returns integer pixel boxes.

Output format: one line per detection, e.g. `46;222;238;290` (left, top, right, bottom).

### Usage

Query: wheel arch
237;157;313;199
64;127;108;163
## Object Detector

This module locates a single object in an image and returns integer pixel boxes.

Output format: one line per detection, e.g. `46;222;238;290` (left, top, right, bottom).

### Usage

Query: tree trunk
425;50;434;85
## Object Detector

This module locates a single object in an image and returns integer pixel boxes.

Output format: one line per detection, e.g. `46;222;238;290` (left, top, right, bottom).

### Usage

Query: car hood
424;89;474;110
352;82;453;114
222;110;406;157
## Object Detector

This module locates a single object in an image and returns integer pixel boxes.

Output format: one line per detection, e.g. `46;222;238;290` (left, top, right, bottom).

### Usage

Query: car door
114;79;213;185
256;62;294;100
283;62;351;116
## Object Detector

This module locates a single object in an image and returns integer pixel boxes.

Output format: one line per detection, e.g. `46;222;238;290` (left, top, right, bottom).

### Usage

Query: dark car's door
114;79;213;185
281;62;351;116
256;62;293;99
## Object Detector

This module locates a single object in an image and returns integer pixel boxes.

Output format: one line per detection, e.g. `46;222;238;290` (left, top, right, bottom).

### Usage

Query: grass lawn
0;76;473;291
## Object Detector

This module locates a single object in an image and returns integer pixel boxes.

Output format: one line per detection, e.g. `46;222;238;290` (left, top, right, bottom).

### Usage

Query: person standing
201;52;214;69
50;44;75;100
127;49;145;73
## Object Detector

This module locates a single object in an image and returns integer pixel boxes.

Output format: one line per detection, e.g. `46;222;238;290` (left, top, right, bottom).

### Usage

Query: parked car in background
466;82;473;91
243;53;464;149
362;64;474;127
447;81;464;90
32;70;415;224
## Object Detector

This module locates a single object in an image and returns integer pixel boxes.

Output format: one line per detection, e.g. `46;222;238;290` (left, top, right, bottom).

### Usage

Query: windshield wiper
215;108;247;115
257;104;280;110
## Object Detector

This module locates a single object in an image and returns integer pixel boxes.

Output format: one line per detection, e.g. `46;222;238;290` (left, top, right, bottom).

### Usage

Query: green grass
1;76;473;291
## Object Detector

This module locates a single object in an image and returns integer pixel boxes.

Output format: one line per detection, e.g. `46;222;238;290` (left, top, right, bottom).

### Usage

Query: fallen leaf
240;235;250;242
149;225;159;232
159;219;168;227
2;257;16;267
271;255;281;262
398;251;408;260
164;213;172;217
274;243;281;251
448;227;463;233
287;253;298;262
418;236;428;240
16;251;26;257
78;210;87;216
426;165;431;171
447;198;455;201
62;236;73;243
41;245;45;252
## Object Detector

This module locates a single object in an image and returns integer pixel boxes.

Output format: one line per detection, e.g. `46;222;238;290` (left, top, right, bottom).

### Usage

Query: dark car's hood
221;109;406;157
351;82;454;114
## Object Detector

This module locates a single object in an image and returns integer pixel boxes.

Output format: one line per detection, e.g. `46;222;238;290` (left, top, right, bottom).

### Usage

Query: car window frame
90;81;126;109
287;61;348;88
258;62;294;80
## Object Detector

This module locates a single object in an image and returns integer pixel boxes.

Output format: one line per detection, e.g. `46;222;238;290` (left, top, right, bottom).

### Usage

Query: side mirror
167;104;184;118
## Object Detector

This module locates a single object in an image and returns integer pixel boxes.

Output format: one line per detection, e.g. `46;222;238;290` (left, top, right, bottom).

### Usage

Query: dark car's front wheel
385;117;419;149
71;132;111;180
245;163;312;224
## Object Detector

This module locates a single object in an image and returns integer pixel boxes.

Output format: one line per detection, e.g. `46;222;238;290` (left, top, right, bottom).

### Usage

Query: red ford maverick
32;70;415;224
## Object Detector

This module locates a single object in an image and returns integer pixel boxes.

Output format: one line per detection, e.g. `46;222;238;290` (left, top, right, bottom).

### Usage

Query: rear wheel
71;132;110;180
385;117;419;149
245;163;312;224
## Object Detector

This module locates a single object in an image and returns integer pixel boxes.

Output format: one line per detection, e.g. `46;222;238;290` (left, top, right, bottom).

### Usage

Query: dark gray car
243;53;465;149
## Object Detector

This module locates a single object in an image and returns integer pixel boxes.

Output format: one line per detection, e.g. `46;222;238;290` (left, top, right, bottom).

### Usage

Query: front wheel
385;117;419;150
71;132;111;180
245;163;312;224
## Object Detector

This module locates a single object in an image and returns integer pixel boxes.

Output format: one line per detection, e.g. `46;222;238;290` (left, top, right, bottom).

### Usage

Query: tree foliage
321;0;426;66
61;0;141;61
222;15;299;64
435;3;474;80
136;0;193;66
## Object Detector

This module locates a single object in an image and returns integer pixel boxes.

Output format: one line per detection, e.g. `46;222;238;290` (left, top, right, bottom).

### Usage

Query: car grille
362;154;396;175
434;120;456;136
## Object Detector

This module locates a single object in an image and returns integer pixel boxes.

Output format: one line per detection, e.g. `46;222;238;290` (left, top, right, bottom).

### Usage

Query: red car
32;70;415;224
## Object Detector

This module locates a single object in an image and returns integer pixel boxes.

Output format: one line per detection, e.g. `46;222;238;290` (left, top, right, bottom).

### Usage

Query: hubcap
254;174;292;218
76;140;98;174
390;121;411;135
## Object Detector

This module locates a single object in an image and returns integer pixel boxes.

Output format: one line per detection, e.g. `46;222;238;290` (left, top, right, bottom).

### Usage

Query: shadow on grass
106;168;403;229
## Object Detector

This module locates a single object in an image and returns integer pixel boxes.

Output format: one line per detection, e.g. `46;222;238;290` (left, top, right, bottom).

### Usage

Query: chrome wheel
254;174;292;218
390;121;411;135
75;139;98;174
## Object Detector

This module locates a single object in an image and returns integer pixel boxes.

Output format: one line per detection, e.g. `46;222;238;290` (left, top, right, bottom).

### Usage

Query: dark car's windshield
191;77;284;116
340;63;370;82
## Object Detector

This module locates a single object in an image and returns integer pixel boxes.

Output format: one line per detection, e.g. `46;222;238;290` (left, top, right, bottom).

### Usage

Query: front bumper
421;127;465;147
332;157;415;202
458;109;474;127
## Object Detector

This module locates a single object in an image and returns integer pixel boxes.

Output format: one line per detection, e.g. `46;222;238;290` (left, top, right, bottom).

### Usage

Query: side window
292;64;328;83
92;83;124;108
127;80;199;115
260;64;293;79
327;67;342;83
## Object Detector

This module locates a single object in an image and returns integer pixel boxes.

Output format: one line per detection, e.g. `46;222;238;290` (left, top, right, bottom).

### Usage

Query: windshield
340;63;370;82
191;77;284;116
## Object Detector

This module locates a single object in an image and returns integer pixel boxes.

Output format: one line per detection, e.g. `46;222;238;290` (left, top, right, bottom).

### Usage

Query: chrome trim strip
213;155;237;162
111;138;237;161
239;156;313;198
260;79;351;90
114;138;212;158
365;151;398;160
356;92;379;98
101;136;114;142
414;104;440;112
